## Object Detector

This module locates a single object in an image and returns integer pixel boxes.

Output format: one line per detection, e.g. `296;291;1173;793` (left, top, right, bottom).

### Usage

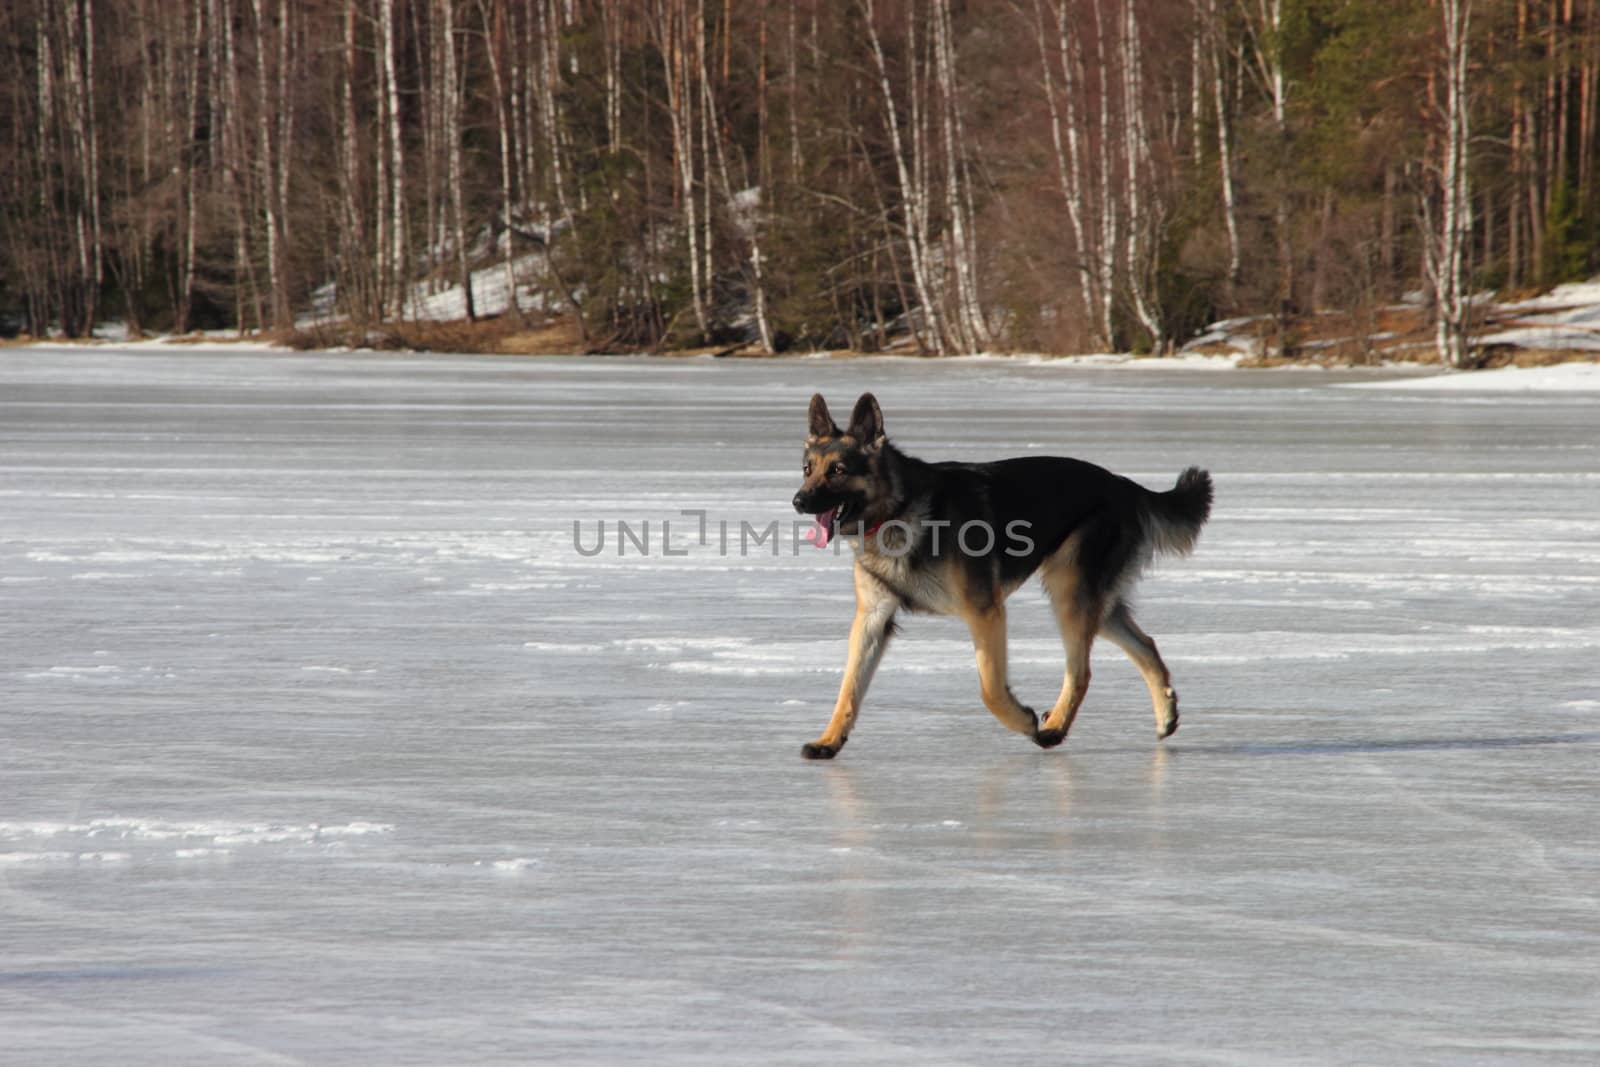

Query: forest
0;0;1585;362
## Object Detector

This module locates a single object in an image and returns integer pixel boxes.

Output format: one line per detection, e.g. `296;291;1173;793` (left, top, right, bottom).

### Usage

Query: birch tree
1202;0;1241;288
931;0;990;351
176;0;208;332
57;0;105;335
1428;0;1473;367
380;0;409;317
655;0;709;342
248;0;289;329
440;0;475;320
1119;0;1164;351
1033;0;1104;348
1239;0;1293;349
863;0;948;352
478;0;524;322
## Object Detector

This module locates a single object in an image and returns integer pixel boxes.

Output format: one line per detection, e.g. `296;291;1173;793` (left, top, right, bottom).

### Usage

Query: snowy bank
1342;360;1600;392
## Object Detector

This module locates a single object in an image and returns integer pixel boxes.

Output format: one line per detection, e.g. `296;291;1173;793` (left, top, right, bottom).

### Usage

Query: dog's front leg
802;566;898;760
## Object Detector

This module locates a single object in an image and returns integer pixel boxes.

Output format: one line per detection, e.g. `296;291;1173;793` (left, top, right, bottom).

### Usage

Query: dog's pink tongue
804;507;837;549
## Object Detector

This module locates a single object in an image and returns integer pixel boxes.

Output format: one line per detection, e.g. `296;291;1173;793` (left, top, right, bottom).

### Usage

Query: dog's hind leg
962;605;1043;741
1102;600;1180;739
802;565;898;760
1037;558;1097;748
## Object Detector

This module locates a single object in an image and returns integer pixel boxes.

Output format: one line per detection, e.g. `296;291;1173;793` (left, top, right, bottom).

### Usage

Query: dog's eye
830;463;847;477
803;462;812;477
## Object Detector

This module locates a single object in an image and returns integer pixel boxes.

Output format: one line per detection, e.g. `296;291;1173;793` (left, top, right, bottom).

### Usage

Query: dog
791;392;1212;760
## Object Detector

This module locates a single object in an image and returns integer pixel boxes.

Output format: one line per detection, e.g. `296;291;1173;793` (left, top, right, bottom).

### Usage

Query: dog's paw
1033;726;1067;749
800;740;843;760
1156;688;1179;739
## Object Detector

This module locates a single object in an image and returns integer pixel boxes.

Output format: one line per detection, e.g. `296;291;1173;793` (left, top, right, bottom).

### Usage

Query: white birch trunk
1035;0;1102;348
697;10;775;353
478;0;523;322
178;0;205;332
338;0;361;321
374;4;391;320
659;1;708;341
696;0;715;321
81;0;103;330
504;3;530;214
786;1;801;183
381;0;409;318
1190;3;1204;167
63;0;103;332
1435;0;1473;367
603;0;622;153
1208;0;1241;285
276;0;293;247
908;10;948;348
753;0;776;353
1262;0;1292;342
218;0;262;331
1120;0;1162;351
1090;0;1117;347
248;0;286;328
421;3;442;290
441;0;475;320
932;0;988;351
35;16;58;333
536;0;571;223
863;0;947;352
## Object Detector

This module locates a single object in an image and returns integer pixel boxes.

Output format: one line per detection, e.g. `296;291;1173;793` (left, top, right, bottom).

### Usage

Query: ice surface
2;348;1598;1065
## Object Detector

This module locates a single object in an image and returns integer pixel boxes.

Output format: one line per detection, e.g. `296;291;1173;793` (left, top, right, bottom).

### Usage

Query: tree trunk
1433;0;1473;367
1034;0;1102;348
696;0;715;326
249;0;290;330
178;0;206;333
440;0;475;320
382;0;409;318
1091;0;1118;347
1207;0;1240;290
1120;0;1162;351
932;0;988;351
658;0;709;342
863;0;947;353
479;0;523;323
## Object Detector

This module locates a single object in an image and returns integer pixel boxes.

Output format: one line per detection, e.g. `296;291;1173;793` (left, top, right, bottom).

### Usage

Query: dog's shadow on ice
1171;732;1600;758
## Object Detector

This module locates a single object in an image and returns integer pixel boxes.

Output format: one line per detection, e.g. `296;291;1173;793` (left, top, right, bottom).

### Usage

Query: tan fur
1102;602;1180;738
960;603;1039;737
808;564;898;750
1037;540;1096;736
808;522;1184;751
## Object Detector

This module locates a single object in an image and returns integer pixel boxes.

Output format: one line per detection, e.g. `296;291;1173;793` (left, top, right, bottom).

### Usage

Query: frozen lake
2;348;1598;1064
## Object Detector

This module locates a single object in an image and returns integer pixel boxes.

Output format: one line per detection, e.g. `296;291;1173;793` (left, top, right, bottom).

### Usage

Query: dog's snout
792;490;807;512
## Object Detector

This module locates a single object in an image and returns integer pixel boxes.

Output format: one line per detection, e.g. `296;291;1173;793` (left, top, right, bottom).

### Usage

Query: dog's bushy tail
1144;466;1212;558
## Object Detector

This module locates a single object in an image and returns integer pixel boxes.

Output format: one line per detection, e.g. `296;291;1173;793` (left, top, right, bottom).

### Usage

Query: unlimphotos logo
572;509;1035;558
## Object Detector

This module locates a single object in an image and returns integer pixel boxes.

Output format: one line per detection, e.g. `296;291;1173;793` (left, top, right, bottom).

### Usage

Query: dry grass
13;303;1600;369
282;314;595;355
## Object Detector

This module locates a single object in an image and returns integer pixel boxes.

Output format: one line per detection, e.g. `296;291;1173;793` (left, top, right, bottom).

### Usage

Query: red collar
864;519;886;537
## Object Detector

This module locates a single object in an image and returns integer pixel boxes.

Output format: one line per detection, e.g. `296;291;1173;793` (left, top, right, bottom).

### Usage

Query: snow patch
0;819;394;859
1343;361;1600;392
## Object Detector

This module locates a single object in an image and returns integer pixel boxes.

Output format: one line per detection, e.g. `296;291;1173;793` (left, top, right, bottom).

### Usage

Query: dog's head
792;392;889;549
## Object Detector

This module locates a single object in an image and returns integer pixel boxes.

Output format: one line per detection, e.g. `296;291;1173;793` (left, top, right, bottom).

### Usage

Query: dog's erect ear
847;392;885;448
807;393;839;442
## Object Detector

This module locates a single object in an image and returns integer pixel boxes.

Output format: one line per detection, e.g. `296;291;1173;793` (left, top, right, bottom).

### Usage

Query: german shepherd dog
791;392;1212;760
